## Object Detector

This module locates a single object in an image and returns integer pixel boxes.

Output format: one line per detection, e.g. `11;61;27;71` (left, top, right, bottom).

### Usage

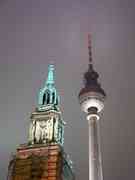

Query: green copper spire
28;64;65;146
38;64;60;111
46;64;55;85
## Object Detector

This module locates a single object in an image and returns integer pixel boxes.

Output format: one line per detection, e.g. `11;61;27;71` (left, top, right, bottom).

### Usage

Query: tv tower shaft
88;114;103;180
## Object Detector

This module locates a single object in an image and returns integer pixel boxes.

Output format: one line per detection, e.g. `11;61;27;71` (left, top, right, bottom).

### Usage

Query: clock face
39;121;47;129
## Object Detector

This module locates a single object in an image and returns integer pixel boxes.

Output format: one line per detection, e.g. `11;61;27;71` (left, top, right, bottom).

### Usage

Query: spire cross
88;33;93;64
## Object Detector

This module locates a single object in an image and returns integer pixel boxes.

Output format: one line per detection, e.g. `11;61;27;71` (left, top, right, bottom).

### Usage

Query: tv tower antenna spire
88;33;93;64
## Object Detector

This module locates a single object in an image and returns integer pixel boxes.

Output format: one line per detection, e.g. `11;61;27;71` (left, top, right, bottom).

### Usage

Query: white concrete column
88;116;103;180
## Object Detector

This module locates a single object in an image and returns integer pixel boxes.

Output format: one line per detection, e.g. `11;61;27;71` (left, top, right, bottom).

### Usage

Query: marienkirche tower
78;35;106;180
7;64;74;180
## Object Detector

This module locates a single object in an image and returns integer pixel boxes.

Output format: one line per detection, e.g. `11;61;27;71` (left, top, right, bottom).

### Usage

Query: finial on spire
46;64;55;85
88;33;93;64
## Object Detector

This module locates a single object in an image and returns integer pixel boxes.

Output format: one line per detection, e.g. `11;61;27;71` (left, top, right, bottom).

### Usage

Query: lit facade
7;64;74;180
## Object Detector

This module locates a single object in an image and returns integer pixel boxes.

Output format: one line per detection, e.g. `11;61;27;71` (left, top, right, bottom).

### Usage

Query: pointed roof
38;64;60;110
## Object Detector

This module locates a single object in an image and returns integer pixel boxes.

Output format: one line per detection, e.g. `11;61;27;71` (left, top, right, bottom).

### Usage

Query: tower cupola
38;64;60;111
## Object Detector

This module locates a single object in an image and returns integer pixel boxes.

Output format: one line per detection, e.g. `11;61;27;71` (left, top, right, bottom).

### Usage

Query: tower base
8;144;74;180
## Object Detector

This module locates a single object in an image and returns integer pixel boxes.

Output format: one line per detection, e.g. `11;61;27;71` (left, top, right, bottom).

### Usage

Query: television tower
78;34;106;180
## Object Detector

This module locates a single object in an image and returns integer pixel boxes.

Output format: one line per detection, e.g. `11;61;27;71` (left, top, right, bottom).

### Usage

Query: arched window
42;91;50;105
52;92;55;104
46;91;50;104
43;93;46;105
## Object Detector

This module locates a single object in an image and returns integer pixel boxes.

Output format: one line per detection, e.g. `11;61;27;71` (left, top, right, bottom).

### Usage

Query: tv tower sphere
79;62;106;116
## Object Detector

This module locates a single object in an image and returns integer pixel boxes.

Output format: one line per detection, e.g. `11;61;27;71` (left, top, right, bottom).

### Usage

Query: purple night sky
0;0;135;179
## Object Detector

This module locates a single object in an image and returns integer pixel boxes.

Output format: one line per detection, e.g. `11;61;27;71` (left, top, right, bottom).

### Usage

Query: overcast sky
0;0;135;179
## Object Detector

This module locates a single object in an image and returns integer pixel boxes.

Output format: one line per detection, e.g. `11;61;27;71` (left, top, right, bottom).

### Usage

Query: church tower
7;64;74;180
78;35;106;180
